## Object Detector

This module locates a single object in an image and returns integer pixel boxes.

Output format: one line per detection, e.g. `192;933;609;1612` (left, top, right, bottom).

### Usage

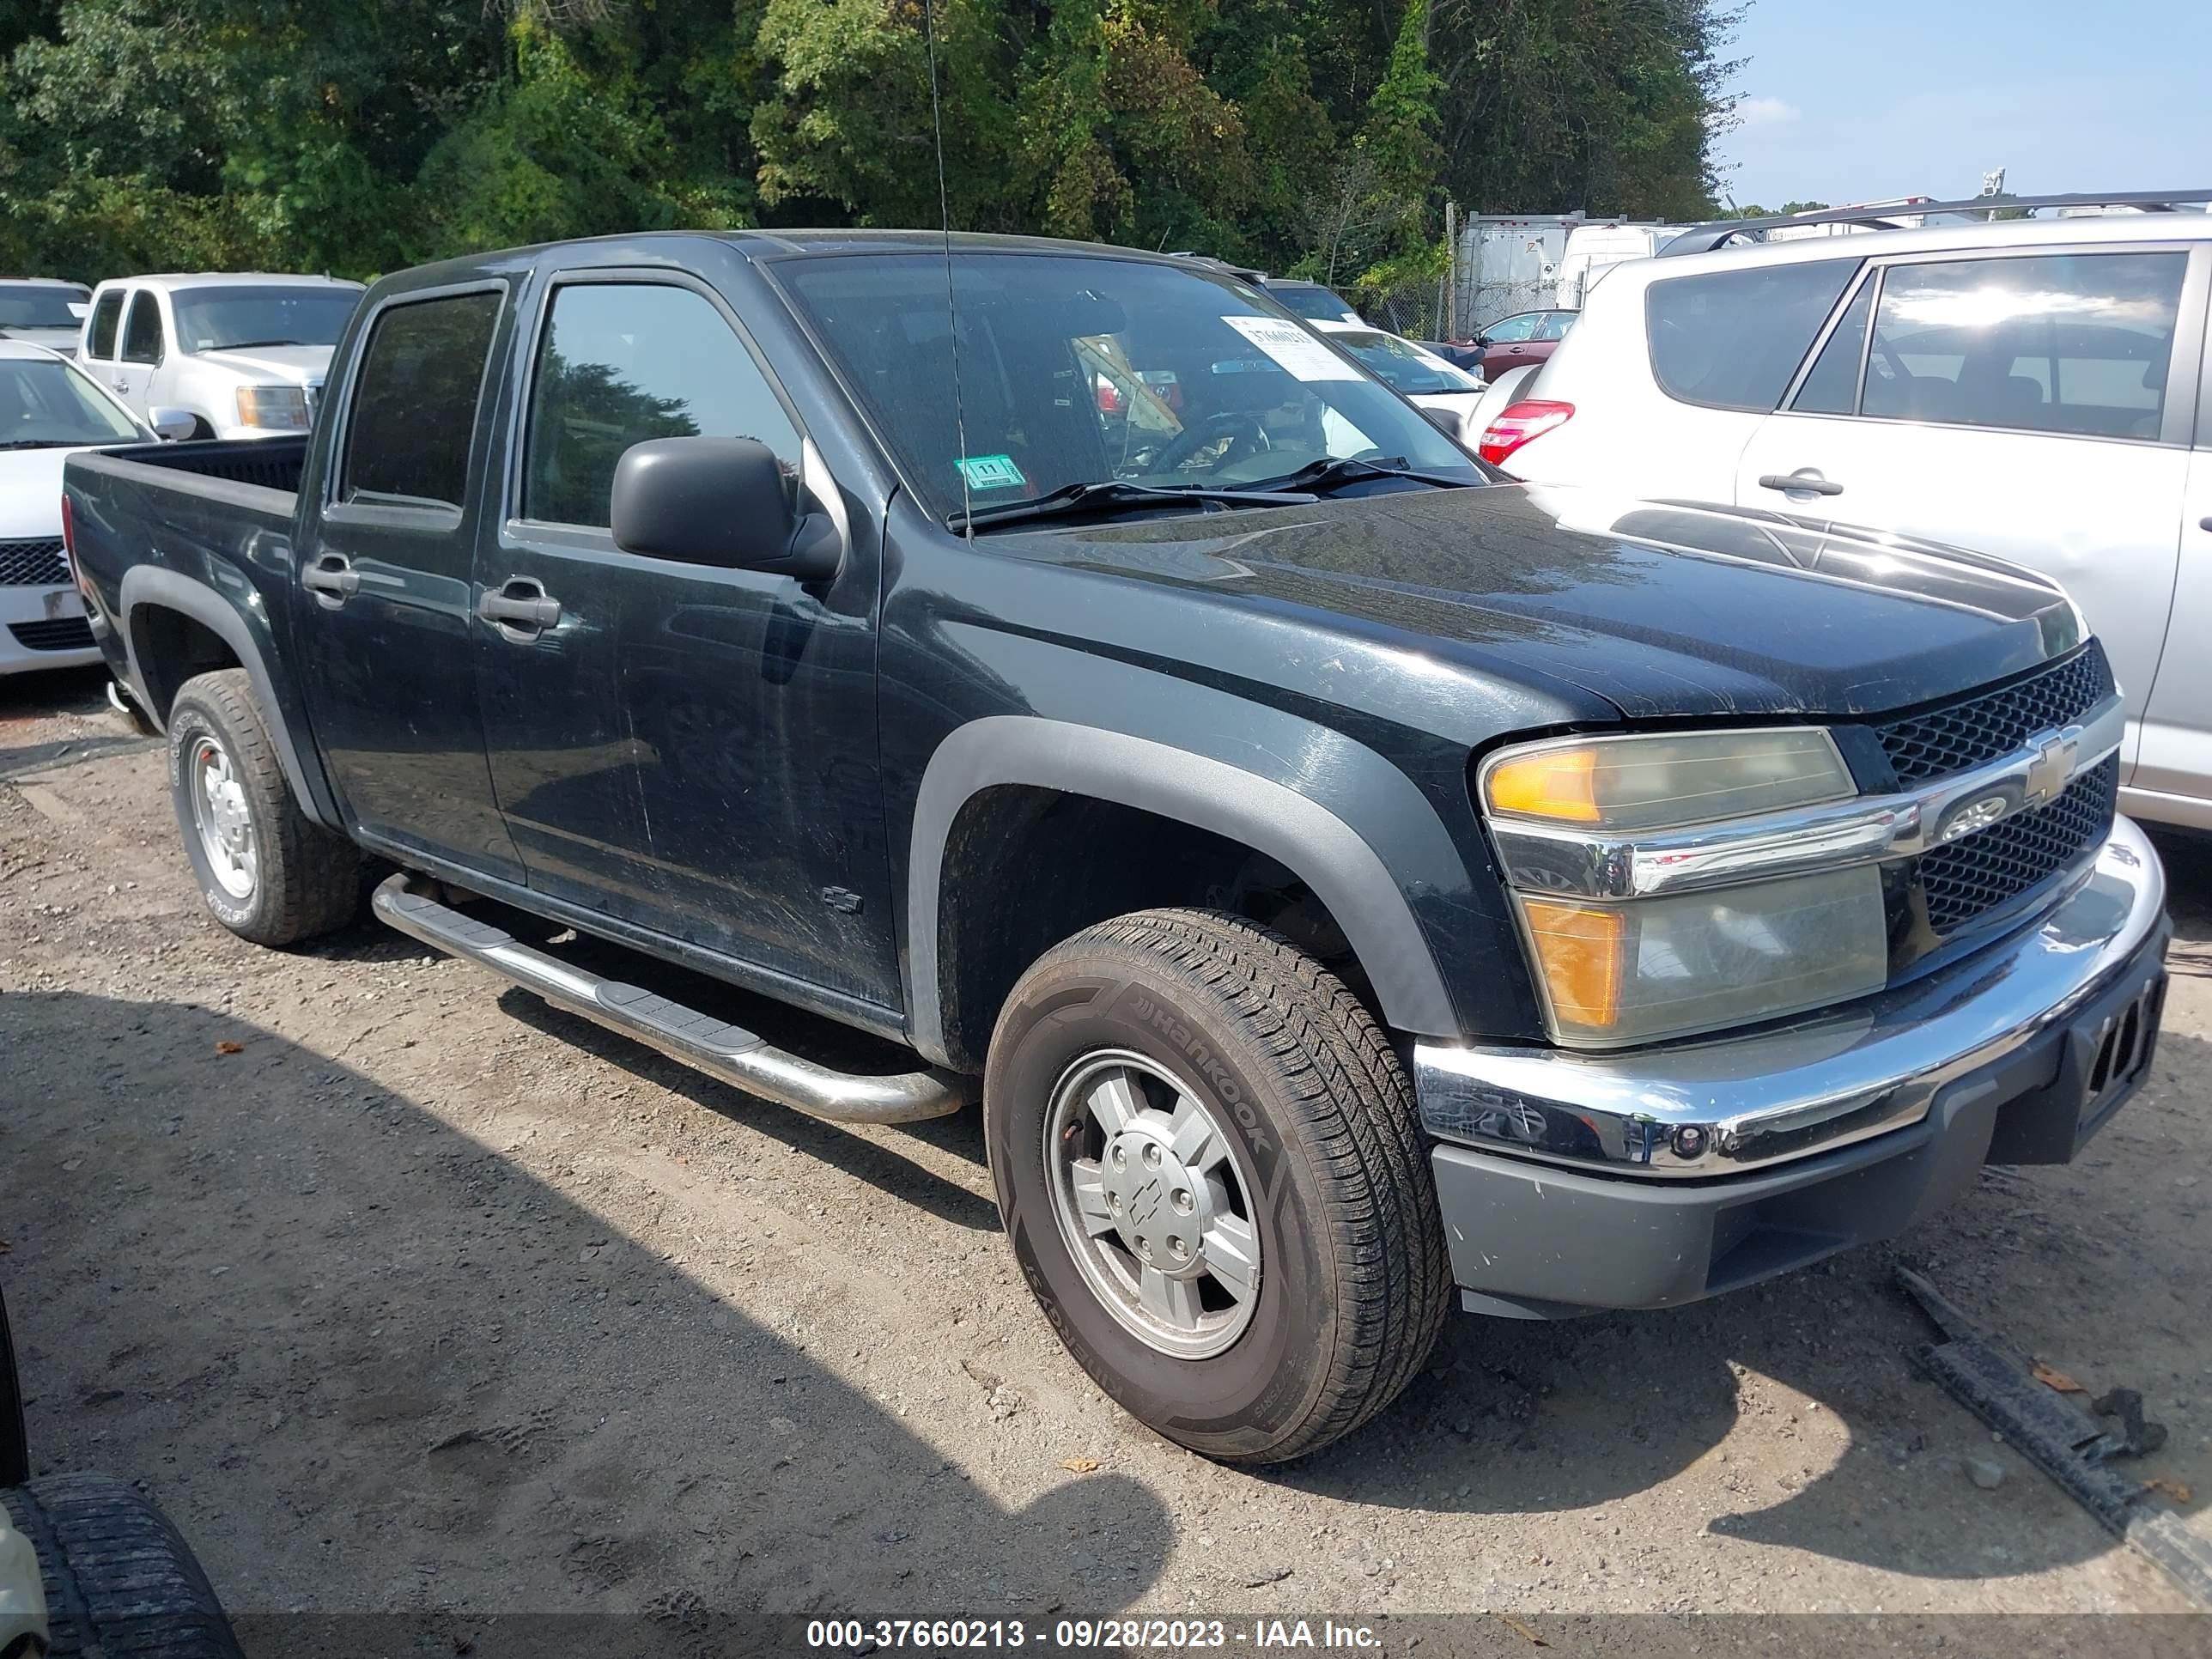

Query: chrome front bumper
1414;814;2169;1178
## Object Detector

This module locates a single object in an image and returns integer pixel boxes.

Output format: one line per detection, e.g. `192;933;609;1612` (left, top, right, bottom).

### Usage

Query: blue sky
1714;0;2212;211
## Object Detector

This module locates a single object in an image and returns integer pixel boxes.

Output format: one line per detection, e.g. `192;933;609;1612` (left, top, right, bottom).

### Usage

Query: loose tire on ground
167;668;358;947
985;908;1452;1463
1;1474;245;1659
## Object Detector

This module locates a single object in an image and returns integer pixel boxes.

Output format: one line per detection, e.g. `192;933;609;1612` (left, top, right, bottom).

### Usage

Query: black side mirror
611;436;842;581
1419;405;1469;445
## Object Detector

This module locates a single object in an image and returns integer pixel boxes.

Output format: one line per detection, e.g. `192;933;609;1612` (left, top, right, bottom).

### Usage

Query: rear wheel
2;1474;245;1659
167;668;358;946
986;908;1451;1463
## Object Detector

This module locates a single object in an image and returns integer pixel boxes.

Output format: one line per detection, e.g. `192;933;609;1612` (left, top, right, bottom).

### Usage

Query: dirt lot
5;663;2212;1625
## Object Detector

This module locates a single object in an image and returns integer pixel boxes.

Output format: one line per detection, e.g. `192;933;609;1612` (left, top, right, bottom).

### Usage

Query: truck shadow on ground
2;991;1172;1648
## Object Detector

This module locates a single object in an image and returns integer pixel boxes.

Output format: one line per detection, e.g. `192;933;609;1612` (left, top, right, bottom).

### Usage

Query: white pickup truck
77;273;363;441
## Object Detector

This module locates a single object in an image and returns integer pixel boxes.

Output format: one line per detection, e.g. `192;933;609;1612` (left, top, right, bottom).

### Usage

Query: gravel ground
4;663;2211;1626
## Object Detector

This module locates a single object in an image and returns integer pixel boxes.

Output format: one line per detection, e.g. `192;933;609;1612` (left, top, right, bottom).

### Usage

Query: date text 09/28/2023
805;1619;1384;1650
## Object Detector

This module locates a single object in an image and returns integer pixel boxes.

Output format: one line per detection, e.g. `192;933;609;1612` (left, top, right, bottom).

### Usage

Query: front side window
1860;252;2187;440
1646;259;1859;410
121;291;165;365
341;291;502;509
0;357;141;448
1530;312;1577;343
778;252;1476;522
523;283;800;530
1482;313;1540;343
172;286;362;354
87;290;124;359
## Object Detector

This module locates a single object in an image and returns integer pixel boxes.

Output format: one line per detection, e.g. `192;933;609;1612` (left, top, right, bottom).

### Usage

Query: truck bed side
64;434;338;823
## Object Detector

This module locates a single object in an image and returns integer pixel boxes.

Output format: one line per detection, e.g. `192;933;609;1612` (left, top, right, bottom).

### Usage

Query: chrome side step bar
370;874;969;1125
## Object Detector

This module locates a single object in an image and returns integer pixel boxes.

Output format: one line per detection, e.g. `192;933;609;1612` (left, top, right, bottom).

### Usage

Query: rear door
477;264;896;1006
1735;244;2203;775
2134;315;2212;822
111;289;167;417
82;286;124;372
295;281;524;882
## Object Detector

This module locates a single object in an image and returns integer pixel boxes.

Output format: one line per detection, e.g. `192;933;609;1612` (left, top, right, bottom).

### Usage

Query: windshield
171;287;361;352
1270;284;1357;322
0;356;141;446
779;252;1477;522
0;286;87;330
1331;331;1480;394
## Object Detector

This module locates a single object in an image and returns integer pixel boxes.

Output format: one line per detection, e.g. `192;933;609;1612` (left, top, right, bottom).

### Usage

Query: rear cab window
1645;259;1860;410
87;289;125;359
340;290;504;510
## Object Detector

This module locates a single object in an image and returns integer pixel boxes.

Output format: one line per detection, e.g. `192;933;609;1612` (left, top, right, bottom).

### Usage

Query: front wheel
167;668;359;947
986;908;1450;1463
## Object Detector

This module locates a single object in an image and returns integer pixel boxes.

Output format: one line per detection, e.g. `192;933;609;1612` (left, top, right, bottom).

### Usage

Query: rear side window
341;291;502;509
522;282;800;529
1790;281;1875;415
88;290;124;358
1860;252;2187;441
121;291;165;365
1646;259;1858;410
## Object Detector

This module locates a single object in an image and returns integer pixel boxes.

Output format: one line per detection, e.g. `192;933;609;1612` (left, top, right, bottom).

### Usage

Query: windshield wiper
1244;455;1475;495
0;439;88;451
948;478;1316;532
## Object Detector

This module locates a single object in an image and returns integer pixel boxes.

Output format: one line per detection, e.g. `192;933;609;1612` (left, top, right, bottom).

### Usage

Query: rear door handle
301;553;360;605
478;577;562;635
2199;516;2212;532
1759;471;1845;498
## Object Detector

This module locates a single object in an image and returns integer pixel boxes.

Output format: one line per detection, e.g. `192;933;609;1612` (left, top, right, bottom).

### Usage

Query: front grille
1917;754;2118;935
8;617;94;652
1875;642;2115;785
0;538;68;586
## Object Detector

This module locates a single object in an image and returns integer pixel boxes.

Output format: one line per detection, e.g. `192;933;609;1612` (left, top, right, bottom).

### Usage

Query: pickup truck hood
1021;482;2085;721
189;343;333;383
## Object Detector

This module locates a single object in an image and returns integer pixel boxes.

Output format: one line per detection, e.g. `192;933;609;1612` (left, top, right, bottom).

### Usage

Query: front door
476;271;896;1006
1735;246;2202;774
295;283;524;883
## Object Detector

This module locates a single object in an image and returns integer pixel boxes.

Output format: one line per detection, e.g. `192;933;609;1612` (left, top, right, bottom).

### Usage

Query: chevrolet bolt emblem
2021;726;2081;810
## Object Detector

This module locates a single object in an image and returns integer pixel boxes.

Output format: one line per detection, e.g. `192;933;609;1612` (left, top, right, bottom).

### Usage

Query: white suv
1482;202;2212;832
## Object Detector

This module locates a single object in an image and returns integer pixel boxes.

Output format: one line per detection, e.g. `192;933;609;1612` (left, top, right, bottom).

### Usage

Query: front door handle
301;553;360;605
478;577;562;635
1759;470;1844;498
2199;515;2212;533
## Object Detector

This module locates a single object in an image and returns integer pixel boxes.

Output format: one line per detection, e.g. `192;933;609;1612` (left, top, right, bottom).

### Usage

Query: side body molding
904;713;1467;1065
117;564;337;827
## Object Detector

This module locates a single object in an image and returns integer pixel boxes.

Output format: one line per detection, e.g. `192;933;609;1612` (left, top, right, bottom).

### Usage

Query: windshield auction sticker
1222;315;1362;381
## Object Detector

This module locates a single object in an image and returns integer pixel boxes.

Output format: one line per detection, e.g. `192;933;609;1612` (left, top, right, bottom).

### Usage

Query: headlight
1480;728;1883;1047
1516;867;1887;1046
235;386;310;429
1482;729;1853;830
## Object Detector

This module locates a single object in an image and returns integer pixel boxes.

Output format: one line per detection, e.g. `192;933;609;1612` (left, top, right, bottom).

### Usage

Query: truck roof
91;273;367;293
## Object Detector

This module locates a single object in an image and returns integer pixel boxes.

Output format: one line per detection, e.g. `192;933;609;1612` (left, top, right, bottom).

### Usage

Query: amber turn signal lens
1519;898;1624;1030
1485;746;1600;822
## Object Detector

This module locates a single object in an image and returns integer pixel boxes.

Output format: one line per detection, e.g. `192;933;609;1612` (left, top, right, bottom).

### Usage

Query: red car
1436;309;1577;381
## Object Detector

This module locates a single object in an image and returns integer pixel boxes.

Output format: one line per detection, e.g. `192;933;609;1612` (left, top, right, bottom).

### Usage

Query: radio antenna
921;0;975;543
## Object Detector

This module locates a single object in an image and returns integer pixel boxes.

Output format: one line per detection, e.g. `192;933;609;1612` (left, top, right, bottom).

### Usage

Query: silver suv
1483;193;2212;832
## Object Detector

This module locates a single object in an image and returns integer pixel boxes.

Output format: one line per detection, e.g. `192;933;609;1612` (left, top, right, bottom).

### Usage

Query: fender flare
905;713;1468;1065
118;565;333;827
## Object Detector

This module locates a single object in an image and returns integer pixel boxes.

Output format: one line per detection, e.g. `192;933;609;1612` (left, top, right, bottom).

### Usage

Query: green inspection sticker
955;453;1026;491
